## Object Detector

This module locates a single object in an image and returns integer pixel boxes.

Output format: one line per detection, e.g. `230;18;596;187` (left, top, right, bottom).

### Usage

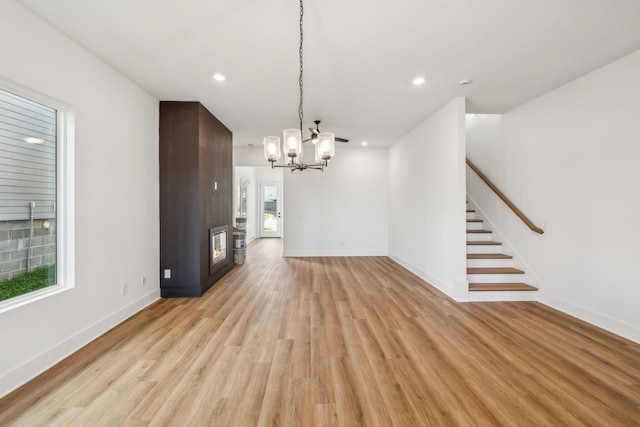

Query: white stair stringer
466;199;540;302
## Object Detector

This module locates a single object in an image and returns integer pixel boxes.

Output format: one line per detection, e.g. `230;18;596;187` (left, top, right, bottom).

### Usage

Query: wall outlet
141;276;147;286
122;283;128;296
164;269;171;279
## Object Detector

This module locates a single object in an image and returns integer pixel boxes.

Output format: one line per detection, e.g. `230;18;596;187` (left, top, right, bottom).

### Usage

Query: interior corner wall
283;146;388;256
388;97;468;301
0;1;159;397
466;49;640;343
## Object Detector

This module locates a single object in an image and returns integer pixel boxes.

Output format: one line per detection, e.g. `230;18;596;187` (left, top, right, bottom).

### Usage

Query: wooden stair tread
467;241;501;246
467;267;524;274
467;229;491;233
469;283;538;292
467;253;512;259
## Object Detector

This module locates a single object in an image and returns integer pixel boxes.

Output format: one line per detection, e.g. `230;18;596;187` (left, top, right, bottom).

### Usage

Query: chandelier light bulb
283;129;302;158
315;132;335;162
260;0;336;172
263;136;281;161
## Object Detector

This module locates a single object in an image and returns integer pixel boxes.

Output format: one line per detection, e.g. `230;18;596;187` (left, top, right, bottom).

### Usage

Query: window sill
0;284;71;314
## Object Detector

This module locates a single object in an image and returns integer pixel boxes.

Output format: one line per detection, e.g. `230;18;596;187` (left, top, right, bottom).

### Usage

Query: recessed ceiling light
24;137;45;144
361;141;368;146
459;79;472;86
212;73;226;82
413;77;426;86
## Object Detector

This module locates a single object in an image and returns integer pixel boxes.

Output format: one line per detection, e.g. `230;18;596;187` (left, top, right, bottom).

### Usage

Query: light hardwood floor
1;238;639;426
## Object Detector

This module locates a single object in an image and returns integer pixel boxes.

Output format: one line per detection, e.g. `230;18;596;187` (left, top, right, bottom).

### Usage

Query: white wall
283;145;388;256
466;49;640;343
233;146;266;167
0;0;159;397
388;97;468;300
233;145;388;256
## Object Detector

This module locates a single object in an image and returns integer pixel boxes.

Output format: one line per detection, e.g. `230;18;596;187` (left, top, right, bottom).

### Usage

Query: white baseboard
468;290;538;302
283;249;387;257
388;252;463;301
539;292;640;344
0;289;160;398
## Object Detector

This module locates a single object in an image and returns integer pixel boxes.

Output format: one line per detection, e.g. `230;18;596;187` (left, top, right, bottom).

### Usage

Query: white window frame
0;76;75;314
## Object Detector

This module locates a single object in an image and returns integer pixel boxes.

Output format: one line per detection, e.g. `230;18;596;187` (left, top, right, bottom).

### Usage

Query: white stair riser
467;273;524;283
468;291;537;302
467;244;503;254
467;258;513;268
466;233;493;241
465;205;539;298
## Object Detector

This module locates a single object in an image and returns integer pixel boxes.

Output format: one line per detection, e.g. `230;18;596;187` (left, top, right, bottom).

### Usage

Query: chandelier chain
298;0;304;132
263;0;331;172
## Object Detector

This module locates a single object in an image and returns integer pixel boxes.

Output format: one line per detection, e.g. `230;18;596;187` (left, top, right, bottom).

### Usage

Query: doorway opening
260;181;282;238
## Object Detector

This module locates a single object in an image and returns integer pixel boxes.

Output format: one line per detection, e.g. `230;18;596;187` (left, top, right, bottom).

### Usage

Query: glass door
260;182;282;238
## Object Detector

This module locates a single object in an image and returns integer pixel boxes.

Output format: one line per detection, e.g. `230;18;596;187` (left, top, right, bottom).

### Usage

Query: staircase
466;206;538;301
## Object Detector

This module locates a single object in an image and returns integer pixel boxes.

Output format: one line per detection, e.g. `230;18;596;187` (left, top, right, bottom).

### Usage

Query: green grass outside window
0;266;56;302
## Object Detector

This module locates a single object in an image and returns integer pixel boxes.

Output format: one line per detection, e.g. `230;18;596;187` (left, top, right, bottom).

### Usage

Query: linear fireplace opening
210;225;228;274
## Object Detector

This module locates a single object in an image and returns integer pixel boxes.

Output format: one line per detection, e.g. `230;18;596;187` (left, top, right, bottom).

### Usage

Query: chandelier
263;0;335;171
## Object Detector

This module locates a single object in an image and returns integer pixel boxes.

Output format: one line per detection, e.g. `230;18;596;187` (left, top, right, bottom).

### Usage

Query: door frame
260;181;282;238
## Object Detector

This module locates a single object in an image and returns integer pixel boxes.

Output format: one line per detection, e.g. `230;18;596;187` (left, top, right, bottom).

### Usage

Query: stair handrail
466;158;544;234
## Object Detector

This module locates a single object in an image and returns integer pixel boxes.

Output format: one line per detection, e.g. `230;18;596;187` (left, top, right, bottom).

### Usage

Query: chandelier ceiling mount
262;0;335;172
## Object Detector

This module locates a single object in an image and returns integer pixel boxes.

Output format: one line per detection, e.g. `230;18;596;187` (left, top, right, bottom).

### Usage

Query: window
237;178;249;219
0;77;74;312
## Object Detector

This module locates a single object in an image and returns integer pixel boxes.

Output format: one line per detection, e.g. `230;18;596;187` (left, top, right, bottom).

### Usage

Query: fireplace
210;225;228;273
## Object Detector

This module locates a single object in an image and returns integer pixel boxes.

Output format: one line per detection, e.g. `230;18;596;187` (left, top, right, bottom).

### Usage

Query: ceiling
17;0;640;147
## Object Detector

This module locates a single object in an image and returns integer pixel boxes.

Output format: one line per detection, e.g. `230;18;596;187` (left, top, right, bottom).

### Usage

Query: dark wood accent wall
159;101;233;297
